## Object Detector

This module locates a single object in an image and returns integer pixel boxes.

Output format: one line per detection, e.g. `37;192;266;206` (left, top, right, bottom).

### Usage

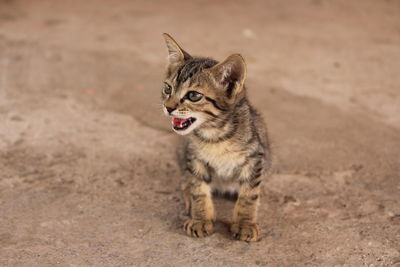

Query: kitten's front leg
182;158;215;238
183;178;215;237
231;162;263;241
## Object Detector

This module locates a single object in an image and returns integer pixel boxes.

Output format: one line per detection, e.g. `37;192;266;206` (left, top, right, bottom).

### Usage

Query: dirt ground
0;0;399;266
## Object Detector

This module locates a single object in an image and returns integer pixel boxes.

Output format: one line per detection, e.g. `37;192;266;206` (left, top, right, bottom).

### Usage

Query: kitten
161;33;271;241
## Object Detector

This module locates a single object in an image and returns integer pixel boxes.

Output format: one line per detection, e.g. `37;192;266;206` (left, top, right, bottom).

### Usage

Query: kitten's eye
187;91;203;102
164;84;172;95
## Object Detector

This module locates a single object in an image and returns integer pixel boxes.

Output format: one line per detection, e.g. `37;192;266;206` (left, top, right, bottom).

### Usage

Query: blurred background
0;0;399;266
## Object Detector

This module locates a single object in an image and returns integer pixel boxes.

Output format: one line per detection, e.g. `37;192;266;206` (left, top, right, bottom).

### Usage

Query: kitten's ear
162;33;191;65
205;54;247;99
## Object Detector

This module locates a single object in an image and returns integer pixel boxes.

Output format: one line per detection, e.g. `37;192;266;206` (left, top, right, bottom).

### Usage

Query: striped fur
162;34;271;241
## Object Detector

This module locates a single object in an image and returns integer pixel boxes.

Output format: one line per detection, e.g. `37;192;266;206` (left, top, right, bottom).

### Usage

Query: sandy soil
0;0;399;266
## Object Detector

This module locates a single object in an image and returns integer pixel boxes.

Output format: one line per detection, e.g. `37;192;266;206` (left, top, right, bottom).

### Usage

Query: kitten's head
161;33;247;135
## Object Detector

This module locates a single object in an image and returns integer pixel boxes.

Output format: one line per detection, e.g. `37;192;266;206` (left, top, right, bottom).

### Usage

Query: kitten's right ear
204;54;247;101
162;33;191;65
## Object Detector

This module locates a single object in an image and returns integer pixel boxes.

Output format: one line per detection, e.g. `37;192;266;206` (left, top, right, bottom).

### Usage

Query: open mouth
172;117;197;131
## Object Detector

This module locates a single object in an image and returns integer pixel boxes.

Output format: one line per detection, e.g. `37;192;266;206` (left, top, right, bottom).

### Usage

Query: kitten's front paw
230;223;259;242
183;219;213;238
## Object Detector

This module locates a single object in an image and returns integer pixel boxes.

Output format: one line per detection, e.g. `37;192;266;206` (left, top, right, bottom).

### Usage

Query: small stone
283;195;296;204
10;115;23;121
242;28;256;39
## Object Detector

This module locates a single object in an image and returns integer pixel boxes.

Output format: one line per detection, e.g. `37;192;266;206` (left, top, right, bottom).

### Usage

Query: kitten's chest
194;141;246;178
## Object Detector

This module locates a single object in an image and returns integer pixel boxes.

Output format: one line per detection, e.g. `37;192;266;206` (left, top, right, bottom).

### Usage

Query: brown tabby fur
162;33;271;241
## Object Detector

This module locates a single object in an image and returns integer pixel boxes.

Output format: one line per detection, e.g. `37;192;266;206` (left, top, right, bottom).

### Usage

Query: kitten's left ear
162;33;191;65
204;54;247;100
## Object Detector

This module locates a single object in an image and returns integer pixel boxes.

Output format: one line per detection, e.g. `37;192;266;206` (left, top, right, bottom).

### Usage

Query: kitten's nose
165;106;176;114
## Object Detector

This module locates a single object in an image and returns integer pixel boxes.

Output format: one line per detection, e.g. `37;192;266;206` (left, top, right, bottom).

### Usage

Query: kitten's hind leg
182;183;191;216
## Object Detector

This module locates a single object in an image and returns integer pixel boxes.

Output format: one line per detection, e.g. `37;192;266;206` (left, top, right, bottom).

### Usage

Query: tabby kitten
161;33;271;241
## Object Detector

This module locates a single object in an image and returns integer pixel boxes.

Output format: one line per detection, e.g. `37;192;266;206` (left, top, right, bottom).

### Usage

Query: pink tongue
172;117;189;127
